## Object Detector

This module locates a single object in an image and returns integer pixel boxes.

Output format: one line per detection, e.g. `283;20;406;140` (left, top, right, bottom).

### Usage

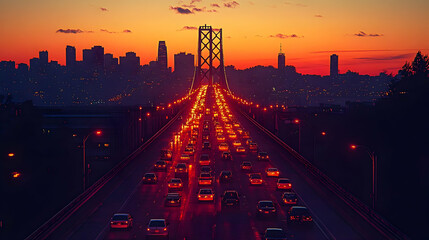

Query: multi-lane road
48;85;384;240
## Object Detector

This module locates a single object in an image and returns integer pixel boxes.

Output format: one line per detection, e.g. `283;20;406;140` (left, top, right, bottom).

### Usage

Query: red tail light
179;183;182;186
163;227;167;231
147;228;150;231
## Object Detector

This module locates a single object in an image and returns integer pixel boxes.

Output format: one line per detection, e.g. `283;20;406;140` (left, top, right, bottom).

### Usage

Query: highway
47;85;384;240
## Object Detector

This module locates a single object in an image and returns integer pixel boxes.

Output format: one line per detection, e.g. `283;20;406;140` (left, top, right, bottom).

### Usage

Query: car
245;139;253;145
202;141;211;150
110;213;133;229
201;166;212;174
217;135;226;142
258;152;270;161
184;146;194;156
277;178;292;190
160;149;172;161
219;143;229;151
249;173;263;185
221;151;232;160
146;219;169;238
221;190;240;208
242;131;251;139
249;142;258;151
198;173;213;185
165;193;181;207
198;188;214;201
236;128;243;134
168;178;183;190
282;191;298;205
143;173;157;184
199;154;211;165
175;163;188;176
257;200;277;217
232;140;241;147
241;161;252;170
219;170;232;182
264;228;287;240
228;133;237;139
266;168;280;177
288;206;312;223
202;134;210;140
180;154;191;161
236;146;246;153
154;160;167;171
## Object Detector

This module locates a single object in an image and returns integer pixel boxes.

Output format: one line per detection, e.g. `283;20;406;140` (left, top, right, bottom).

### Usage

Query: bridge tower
190;25;231;93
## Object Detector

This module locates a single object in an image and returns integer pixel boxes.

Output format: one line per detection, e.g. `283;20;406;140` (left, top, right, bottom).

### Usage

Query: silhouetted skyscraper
83;49;94;70
39;51;48;65
66;45;76;68
120;52;140;74
278;44;285;71
104;53;118;72
330;54;339;77
174;52;194;79
91;46;104;70
158;41;167;70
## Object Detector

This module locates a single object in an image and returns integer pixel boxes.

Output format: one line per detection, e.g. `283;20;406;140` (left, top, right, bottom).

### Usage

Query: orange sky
0;0;428;75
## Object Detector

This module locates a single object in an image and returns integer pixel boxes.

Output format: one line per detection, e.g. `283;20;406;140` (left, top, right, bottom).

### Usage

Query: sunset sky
0;0;428;75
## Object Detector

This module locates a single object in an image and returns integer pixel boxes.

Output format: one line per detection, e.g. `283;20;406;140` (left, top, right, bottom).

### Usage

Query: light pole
313;131;327;162
350;144;377;209
294;119;301;152
82;130;102;192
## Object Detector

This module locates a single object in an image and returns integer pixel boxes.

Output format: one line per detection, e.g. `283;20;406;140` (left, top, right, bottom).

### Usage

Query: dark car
257;152;270;161
219;170;232;182
288;206;312;223
282;191;298;205
175;163;188;177
221;190;240;208
154;160;167;171
222;151;232;160
264;228;287;240
160;149;172;161
165;193;181;207
257;200;277;217
142;173;157;184
110;213;133;229
203;141;211;150
201;166;212;174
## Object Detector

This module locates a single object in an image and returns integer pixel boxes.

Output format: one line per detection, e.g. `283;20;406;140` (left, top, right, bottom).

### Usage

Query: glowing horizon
1;0;428;75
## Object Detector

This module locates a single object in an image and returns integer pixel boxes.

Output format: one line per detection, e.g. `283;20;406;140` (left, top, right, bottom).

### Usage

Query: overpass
25;26;408;240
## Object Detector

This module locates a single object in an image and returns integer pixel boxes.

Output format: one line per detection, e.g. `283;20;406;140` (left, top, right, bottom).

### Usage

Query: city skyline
1;0;428;75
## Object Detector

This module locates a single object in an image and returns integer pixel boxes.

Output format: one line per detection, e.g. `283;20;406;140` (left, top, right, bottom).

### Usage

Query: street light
82;130;102;192
293;119;301;152
314;131;327;162
350;144;377;209
8;153;15;157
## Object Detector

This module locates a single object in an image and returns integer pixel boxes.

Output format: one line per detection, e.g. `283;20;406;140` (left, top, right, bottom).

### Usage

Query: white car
146;219;169;237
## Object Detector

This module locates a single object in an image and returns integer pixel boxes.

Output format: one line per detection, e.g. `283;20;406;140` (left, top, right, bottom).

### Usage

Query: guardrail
237;106;409;240
25;106;187;240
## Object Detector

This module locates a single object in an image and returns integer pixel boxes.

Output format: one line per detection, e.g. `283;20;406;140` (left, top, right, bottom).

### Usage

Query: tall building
157;41;167;70
91;46;104;70
39;51;48;65
104;53;118;71
174;52;194;79
330;54;339;77
278;44;285;71
66;45;76;68
119;52;140;74
83;49;94;69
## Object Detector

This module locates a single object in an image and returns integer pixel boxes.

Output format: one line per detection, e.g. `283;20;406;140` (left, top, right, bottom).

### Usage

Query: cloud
123;29;132;33
100;29;116;33
269;33;301;39
207;9;218;12
354;31;383;37
192;7;206;12
100;7;108;11
190;0;201;3
211;3;220;7
354;53;414;61
315;14;323;18
56;29;86;34
224;1;240;8
180;26;198;31
182;4;196;8
170;6;194;14
285;2;308;7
